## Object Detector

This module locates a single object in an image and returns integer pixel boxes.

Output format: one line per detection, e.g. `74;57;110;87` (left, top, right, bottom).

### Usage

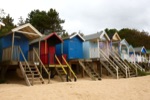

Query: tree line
105;28;150;50
1;9;150;49
0;8;66;35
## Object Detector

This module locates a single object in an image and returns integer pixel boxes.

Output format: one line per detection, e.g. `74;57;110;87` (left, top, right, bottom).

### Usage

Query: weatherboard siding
56;36;83;60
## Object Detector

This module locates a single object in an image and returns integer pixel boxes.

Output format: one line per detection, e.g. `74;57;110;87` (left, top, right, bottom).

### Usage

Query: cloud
1;0;150;34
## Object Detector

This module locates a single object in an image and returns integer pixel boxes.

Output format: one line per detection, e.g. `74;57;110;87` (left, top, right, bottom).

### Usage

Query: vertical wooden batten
39;38;41;56
11;32;15;60
97;39;100;58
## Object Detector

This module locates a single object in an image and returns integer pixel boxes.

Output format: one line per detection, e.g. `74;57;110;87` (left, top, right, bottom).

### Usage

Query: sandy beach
0;75;150;100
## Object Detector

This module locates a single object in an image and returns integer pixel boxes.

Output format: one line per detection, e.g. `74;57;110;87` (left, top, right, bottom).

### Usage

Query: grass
137;69;150;76
0;79;6;84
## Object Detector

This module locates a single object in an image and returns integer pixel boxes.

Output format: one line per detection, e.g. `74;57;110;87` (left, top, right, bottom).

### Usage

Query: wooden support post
0;66;8;82
68;62;72;78
32;73;34;85
97;61;102;77
82;66;84;78
48;70;50;84
82;61;85;78
76;63;79;74
97;39;100;58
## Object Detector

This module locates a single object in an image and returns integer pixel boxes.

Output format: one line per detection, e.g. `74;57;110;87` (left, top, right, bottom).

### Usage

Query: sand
0;76;150;100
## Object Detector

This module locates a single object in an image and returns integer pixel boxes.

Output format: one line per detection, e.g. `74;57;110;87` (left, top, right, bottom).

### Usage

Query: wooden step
79;60;101;80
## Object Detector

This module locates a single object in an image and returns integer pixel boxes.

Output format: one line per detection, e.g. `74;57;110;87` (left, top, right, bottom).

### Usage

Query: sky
0;0;150;35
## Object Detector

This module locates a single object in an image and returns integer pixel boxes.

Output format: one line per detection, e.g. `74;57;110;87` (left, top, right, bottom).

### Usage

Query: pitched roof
0;23;42;40
30;32;63;44
134;46;147;53
84;31;110;41
63;33;85;41
107;32;121;41
129;45;135;52
120;39;129;46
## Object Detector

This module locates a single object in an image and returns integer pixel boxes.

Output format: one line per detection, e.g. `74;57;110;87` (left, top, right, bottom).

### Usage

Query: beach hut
0;23;48;85
107;32;121;52
119;39;129;60
146;50;150;63
134;46;147;63
0;23;42;63
29;32;63;65
83;31;110;59
56;33;85;60
128;45;135;63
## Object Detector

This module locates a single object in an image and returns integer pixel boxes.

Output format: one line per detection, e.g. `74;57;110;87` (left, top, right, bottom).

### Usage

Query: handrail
99;49;118;79
55;55;68;75
19;61;31;86
135;63;145;72
99;49;118;70
18;46;34;85
143;57;149;63
33;48;50;83
62;55;77;80
112;48;131;71
112;48;131;68
109;50;127;70
108;49;128;78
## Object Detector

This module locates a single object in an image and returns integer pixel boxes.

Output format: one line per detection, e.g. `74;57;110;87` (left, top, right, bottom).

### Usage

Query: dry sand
0;75;150;100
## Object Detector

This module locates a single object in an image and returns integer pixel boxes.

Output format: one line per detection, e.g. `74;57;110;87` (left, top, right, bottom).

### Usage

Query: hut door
49;46;55;64
99;41;108;57
69;40;78;59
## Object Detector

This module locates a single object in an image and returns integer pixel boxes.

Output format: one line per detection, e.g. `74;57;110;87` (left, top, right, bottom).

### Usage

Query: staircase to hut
111;49;137;77
1;46;50;86
124;60;137;77
78;60;101;81
134;63;145;72
99;49;125;79
19;61;44;86
20;47;50;86
54;55;77;82
139;62;149;71
108;50;128;78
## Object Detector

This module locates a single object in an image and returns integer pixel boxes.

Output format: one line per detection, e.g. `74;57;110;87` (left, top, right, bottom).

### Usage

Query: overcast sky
1;0;150;35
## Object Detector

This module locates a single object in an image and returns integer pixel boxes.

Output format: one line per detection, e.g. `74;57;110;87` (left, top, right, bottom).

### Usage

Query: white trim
69;33;85;41
100;31;110;41
12;23;42;37
120;39;129;46
113;32;121;40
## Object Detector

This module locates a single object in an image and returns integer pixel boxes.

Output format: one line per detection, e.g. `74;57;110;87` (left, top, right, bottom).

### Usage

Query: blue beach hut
56;33;85;60
134;46;147;62
0;23;42;64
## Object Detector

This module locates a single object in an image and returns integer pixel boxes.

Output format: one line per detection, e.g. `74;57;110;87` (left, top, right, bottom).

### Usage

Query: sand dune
0;76;150;100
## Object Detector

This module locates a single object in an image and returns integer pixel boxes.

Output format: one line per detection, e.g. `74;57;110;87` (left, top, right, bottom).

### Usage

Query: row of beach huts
0;23;149;86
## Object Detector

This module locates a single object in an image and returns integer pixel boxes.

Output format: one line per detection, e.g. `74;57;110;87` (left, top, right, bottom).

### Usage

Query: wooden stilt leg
0;66;8;82
98;61;102;77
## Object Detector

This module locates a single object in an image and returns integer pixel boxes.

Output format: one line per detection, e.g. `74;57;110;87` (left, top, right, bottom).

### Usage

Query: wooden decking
0;60;19;66
48;64;68;67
